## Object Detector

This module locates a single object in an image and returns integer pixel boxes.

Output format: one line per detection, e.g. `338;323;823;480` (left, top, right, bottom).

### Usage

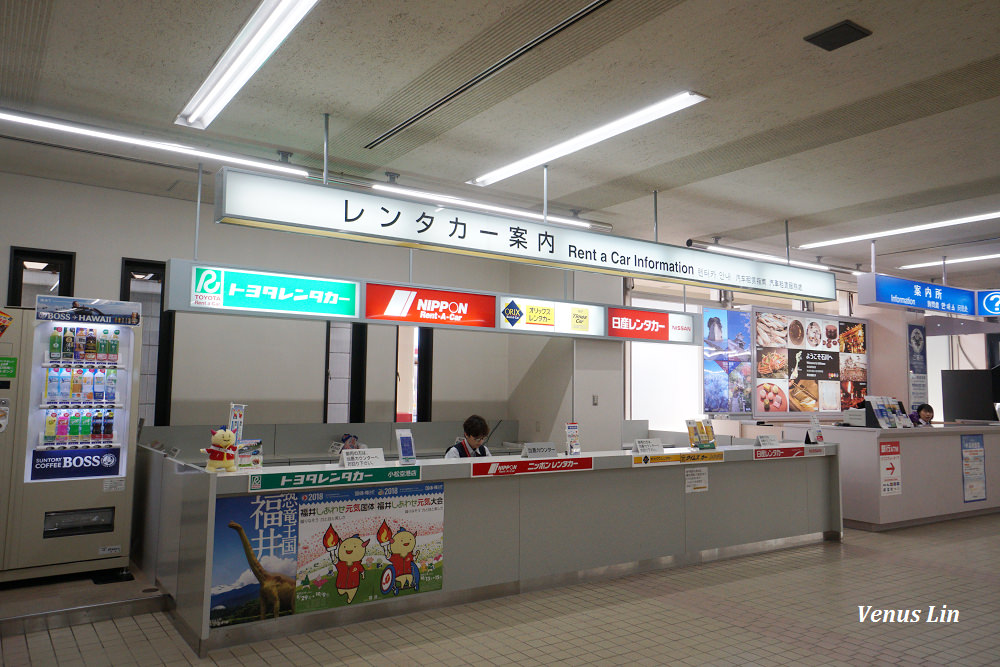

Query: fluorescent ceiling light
468;91;706;187
898;253;1000;269
0;109;309;177
175;0;319;129
702;245;830;271
799;210;1000;249
23;261;49;270
372;183;612;231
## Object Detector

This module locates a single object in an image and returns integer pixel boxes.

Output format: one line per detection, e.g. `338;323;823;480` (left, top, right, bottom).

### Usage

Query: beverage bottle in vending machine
56;410;70;442
105;368;117;402
83;367;96;400
74;327;87;361
109;330;120;363
68;409;81;443
85;329;97;362
80;409;93;443
93;368;106;400
62;327;75;361
90;409;102;442
49;327;63;361
70;367;84;401
97;330;109;362
102;409;115;442
44;409;57;443
46;366;61;402
58;366;72;401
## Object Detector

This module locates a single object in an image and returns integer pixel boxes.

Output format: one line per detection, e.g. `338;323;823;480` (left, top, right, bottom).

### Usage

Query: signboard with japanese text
471;457;593;476
607;307;696;343
880;441;902;496
209;483;444;628
295;483;444;613
215;168;836;301
632;450;725;466
164;260;360;320
365;283;495;328
960;434;986;503
249;466;420;492
0;356;16;379
858;273;975;315
753;446;805;460
498;297;605;337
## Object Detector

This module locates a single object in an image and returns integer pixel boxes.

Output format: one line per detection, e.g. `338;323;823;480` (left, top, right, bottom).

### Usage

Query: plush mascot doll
202;427;238;472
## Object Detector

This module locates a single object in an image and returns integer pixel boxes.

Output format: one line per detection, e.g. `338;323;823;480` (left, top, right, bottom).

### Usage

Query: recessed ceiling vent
804;20;871;51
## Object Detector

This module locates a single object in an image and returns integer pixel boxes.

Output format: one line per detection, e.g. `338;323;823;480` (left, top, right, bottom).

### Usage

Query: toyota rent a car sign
365;283;496;328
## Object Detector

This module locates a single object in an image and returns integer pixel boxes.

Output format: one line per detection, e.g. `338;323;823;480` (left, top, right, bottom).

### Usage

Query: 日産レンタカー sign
215;168;836;301
249;466;420;491
189;265;359;318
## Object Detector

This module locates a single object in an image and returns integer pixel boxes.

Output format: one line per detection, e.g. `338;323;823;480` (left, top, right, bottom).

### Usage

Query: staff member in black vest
445;415;491;458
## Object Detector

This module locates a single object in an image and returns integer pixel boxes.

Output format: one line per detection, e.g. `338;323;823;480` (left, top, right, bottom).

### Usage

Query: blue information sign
30;447;122;481
977;290;1000;317
859;274;974;315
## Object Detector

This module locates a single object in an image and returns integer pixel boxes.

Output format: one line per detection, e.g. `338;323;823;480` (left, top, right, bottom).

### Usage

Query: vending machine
0;296;141;582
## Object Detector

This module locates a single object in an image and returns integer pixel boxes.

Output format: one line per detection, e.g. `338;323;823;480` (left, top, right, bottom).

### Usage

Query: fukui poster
210;493;299;627
295;482;444;613
703;308;752;413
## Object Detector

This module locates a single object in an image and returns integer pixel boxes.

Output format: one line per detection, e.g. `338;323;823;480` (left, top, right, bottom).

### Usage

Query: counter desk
136;444;842;656
784;424;1000;531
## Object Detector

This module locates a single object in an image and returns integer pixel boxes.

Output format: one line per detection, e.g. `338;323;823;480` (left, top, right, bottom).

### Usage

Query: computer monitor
942;370;998;421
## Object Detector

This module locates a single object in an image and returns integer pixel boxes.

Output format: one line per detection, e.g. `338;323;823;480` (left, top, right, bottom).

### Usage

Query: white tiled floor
2;514;999;666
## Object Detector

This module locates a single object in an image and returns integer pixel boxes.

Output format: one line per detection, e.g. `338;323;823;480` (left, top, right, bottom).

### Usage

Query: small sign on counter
633;438;663;454
880;441;902;496
522;442;558;458
340;448;385;468
685;467;708;493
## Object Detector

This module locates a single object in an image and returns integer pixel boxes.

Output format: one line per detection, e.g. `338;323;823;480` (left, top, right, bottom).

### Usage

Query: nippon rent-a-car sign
364;283;496;328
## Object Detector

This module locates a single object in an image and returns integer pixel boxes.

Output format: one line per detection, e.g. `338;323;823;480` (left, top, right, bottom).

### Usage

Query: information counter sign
472;457;593;476
249;466;420;491
858;273;974;315
977;290;1000;317
753;446;805;460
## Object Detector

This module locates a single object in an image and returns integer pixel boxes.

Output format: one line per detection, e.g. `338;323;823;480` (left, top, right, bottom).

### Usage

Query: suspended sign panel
215;169;836;301
498;297;605;337
607;307;695;343
858;273;974;315
365;283;495;328
166;260;360;320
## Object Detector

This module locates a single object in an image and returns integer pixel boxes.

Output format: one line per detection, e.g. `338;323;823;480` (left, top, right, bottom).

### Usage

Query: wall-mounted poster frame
702;308;752;414
751;307;870;420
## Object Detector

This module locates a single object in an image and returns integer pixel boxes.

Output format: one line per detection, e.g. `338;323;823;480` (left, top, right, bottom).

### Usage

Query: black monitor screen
942;370;998;421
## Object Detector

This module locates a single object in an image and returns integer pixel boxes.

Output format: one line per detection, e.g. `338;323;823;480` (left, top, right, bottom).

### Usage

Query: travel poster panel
702;308;751;413
295;482;444;613
210;493;300;627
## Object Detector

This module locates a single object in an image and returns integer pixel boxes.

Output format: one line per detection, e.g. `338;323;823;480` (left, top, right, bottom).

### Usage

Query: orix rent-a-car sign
364;283;495;328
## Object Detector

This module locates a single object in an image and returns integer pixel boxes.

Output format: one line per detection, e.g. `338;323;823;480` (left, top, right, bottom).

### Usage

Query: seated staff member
445;415;491;458
909;403;935;426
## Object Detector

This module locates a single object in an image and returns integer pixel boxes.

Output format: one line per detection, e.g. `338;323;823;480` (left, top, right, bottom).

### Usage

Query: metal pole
870;240;876;273
323;113;329;185
942;256;947;285
543;164;549;224
194;162;203;260
653;190;658;243
785;220;790;264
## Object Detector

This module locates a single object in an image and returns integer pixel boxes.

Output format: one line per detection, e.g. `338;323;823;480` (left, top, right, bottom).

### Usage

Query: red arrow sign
886;462;896;475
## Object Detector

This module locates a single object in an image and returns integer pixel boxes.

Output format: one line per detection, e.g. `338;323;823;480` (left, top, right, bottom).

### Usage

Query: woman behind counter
445;415;491;458
909;403;935;426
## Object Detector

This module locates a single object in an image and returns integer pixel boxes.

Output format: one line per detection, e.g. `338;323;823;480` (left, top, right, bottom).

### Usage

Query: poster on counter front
210;493;300;627
879;441;902;496
960;435;986;503
208;483;444;628
295;483;444;613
